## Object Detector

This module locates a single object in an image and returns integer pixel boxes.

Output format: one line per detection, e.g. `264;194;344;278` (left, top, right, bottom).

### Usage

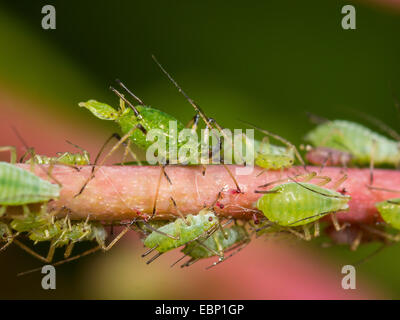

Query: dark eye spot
208;217;213;221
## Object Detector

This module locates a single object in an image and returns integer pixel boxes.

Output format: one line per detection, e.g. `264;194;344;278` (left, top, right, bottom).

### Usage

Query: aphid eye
208;217;213;222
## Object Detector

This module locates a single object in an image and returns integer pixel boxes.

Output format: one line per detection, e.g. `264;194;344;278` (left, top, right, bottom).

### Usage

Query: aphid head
79;100;120;121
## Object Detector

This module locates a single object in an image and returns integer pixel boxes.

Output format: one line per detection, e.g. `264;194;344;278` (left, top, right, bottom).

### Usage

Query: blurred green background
1;0;400;299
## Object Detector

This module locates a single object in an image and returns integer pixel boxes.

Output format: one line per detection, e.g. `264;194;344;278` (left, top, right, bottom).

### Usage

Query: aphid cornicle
305;119;400;167
255;180;350;240
142;209;219;264
180;224;250;268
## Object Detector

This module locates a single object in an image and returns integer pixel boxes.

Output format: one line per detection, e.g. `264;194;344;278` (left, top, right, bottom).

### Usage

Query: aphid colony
1;58;399;272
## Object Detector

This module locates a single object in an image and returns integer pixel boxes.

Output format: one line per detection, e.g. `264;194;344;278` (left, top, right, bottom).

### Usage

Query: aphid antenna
115;79;146;106
151;55;242;192
350;108;400;141
366;185;400;193
65;140;87;153
239;120;306;169
305;111;330;125
387;200;400;205
257;172;317;189
17;245;101;277
353;242;387;267
109;86;143;120
287;176;348;199
287;210;339;227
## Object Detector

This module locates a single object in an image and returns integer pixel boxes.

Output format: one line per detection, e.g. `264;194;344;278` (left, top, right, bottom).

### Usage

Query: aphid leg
170;197;188;225
75;126;138;197
101;227;131;251
332;174;348;190
312;175;331;186
287;228;308;240
331;213;347;231
0;146;17;163
206;240;250;270
13;239;54;263
151;165;164;219
141;221;180;240
64;242;75;259
360;225;398;242
152;55;242;193
17;246;102;277
350;230;363;251
302;225;312;241
314;221;320;238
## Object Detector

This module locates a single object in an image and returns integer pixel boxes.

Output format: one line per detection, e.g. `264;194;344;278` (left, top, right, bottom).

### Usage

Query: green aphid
10;204;51;233
24;144;90;166
305;119;400;167
0;161;60;216
376;199;400;231
238;121;304;171
180;224;250;268
254;139;295;170
256;182;350;240
79;99;187;162
142;209;218;264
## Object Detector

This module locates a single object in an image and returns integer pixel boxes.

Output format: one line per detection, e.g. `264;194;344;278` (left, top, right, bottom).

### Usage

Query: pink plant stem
17;164;400;223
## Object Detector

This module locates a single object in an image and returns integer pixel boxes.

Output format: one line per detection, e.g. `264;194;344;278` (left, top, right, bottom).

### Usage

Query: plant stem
16;164;400;224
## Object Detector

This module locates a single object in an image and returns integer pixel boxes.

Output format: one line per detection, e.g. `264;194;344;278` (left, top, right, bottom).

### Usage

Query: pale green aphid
24;146;90;166
14;214;108;265
142;209;218;264
376;199;400;230
0;161;60;216
238;121;305;171
253;139;295;170
305;119;400;167
256;182;350;240
180;224;250;268
79;99;187;162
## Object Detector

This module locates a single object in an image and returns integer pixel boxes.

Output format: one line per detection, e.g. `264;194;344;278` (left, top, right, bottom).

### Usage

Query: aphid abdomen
0;162;60;205
305;147;352;166
376;199;400;230
143;211;217;253
117;106;186;157
305;120;400;166
256;183;350;227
